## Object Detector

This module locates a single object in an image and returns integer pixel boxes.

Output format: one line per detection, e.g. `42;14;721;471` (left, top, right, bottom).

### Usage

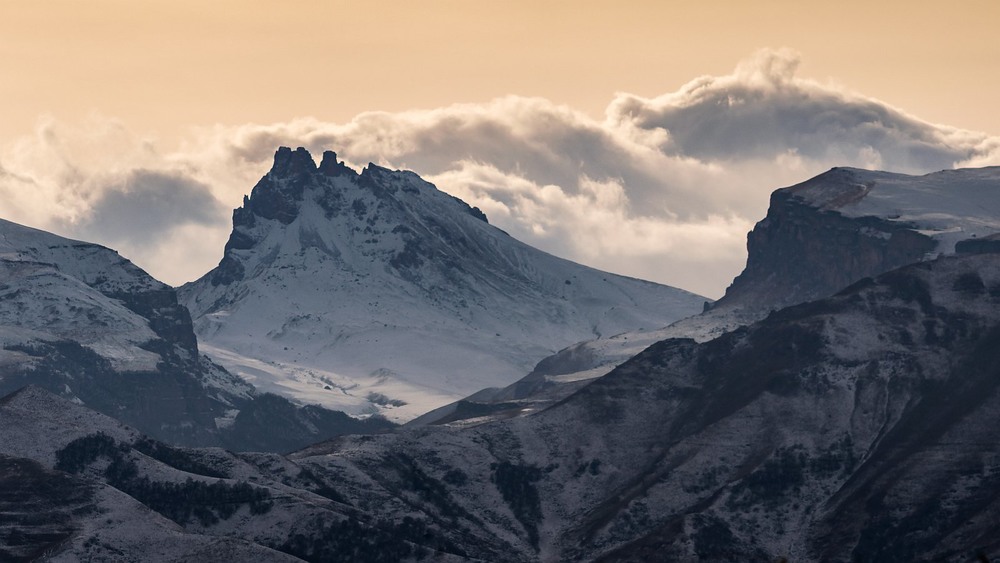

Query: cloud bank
2;49;998;297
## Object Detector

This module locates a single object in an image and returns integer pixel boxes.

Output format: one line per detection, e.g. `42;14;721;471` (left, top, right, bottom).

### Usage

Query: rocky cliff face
717;179;936;314
715;166;1000;315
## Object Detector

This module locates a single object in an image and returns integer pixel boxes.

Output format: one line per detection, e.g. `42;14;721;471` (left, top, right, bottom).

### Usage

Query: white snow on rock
0;218;164;372
181;148;708;421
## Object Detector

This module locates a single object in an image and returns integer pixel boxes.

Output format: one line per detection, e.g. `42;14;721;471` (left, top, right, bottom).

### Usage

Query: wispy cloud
2;49;997;297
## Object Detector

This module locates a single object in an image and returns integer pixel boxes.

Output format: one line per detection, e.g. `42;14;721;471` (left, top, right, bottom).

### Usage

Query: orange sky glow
2;0;999;144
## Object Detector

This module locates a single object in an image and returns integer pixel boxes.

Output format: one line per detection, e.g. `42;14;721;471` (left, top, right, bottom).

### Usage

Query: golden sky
2;0;999;144
2;0;1000;297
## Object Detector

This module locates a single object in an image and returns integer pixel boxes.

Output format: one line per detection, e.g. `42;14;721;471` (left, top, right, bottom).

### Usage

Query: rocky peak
269;146;316;177
179;145;706;420
356;162;407;196
242;146;320;225
217;148;489;278
784;167;874;209
318;150;356;178
360;162;390;178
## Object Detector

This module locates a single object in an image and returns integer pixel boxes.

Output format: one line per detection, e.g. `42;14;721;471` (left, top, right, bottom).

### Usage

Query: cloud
426;162;753;294
2;49;998;297
61;169;227;260
606;48;991;171
66;170;225;243
0;116;233;283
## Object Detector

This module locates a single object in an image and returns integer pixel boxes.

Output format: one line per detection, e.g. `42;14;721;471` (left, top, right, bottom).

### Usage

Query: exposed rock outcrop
714;168;937;315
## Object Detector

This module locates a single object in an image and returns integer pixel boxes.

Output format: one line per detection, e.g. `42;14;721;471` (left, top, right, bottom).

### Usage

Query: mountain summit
180;147;706;420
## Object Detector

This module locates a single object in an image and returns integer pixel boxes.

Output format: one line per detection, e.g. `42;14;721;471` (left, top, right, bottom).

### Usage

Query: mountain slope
7;251;1000;561
423;165;1000;426
0;218;239;445
300;250;1000;561
180;147;706;420
0;218;392;452
0;386;505;561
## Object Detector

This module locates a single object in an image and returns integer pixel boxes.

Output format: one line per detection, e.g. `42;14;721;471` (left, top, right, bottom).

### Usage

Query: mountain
715;165;1000;315
0;386;398;562
291;250;1000;561
0;385;541;562
0;218;392;452
179;147;707;420
420;166;1000;426
10;250;1000;561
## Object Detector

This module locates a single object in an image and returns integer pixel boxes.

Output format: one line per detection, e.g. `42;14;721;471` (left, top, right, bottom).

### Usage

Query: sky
1;0;999;298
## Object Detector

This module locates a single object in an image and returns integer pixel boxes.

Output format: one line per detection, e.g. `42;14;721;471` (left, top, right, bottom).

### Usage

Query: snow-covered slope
9;250;1000;561
790;166;1000;252
0;218;393;451
0;218;247;445
180;147;707;420
0;217;190;373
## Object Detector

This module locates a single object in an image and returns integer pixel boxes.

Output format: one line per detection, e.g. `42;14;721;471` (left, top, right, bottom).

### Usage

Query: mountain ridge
7;250;1000;561
0;217;394;452
5;161;1000;560
418;165;1000;427
716;165;1000;314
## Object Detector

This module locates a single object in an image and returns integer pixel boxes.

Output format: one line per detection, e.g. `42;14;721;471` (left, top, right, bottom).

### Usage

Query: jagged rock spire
318;150;356;177
269;146;316;177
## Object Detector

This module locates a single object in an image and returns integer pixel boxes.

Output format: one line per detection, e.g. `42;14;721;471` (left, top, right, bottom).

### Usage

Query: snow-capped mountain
8;250;1000;561
180;147;707;420
421;166;1000;426
0;218;392;452
0;218;235;444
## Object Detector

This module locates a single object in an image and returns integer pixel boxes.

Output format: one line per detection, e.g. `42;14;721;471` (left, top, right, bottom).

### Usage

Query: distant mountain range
3;153;1000;561
4;249;1000;561
179;147;706;420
